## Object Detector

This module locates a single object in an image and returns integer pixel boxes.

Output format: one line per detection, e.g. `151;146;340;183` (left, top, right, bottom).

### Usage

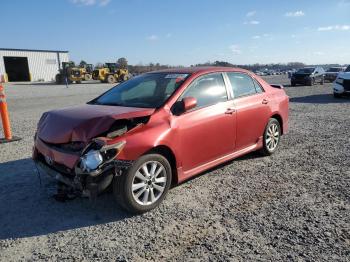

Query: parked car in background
291;67;325;86
325;67;346;82
333;65;350;98
33;67;289;213
288;69;296;79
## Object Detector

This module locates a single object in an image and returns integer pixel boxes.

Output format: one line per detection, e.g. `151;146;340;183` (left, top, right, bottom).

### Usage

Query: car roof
148;66;250;75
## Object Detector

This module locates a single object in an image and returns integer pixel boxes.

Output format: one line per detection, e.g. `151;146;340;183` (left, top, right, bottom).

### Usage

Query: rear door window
227;73;257;98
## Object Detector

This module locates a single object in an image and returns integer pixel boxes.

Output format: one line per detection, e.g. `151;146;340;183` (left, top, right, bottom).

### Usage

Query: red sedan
33;67;289;213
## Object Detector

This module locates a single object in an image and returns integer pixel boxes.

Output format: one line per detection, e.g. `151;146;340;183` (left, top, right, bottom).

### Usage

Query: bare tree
117;57;128;69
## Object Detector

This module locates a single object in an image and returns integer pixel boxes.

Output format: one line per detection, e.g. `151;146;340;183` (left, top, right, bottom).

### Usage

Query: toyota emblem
45;155;54;166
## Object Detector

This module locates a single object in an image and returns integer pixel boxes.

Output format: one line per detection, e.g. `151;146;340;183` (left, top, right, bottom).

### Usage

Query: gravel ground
0;76;349;261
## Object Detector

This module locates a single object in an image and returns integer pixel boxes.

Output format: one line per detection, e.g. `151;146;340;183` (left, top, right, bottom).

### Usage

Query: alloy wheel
266;123;280;151
131;161;167;206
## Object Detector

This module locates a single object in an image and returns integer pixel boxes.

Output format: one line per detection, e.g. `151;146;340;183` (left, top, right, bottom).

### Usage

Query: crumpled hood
37;104;155;144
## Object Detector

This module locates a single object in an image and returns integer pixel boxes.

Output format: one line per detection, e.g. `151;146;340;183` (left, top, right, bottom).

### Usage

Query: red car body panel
33;67;289;184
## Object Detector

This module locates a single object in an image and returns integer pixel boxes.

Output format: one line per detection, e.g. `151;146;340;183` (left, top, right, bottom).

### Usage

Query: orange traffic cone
0;85;21;143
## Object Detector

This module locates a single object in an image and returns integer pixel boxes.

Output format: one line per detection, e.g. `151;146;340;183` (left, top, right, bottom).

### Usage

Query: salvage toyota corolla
33;67;289;213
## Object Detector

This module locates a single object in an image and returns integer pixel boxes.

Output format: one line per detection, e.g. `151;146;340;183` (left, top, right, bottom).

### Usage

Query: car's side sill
178;138;263;183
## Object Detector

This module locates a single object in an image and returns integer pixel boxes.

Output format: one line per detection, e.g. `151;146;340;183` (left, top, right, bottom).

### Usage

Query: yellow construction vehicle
79;64;93;81
55;62;83;84
92;65;110;81
92;63;130;84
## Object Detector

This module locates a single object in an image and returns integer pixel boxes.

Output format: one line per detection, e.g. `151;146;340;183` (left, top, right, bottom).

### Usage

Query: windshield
296;68;315;74
327;67;342;72
346;66;350;72
92;73;190;108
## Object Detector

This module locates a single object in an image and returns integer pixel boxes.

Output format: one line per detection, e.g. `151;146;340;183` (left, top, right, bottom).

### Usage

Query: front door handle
262;99;269;104
225;108;236;114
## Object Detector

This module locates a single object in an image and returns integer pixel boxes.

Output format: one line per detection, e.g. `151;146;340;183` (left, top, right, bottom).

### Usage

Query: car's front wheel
260;118;281;156
113;154;172;213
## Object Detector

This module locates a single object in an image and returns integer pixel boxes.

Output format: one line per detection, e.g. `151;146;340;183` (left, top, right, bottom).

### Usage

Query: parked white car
333;65;350;98
325;67;346;82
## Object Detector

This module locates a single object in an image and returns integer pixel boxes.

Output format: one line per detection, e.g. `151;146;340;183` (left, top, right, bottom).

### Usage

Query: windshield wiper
98;102;125;106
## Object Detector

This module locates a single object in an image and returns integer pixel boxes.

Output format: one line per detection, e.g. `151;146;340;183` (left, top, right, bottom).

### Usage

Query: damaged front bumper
33;136;133;198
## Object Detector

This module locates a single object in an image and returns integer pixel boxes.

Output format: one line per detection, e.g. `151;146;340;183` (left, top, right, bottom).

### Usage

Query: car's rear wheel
113;154;172;213
334;93;342;98
291;81;296;87
320;77;324;85
260;118;281;156
308;78;314;86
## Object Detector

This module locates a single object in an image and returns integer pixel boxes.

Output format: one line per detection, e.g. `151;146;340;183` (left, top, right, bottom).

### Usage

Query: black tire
113;154;172;214
307;78;314;86
334;93;342;98
320;77;324;85
107;74;116;84
76;80;82;84
119;74;128;82
259;118;281;156
291;81;296;87
55;74;62;84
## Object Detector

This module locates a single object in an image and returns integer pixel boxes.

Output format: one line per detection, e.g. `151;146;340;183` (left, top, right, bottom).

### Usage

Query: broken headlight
80;140;126;173
81;150;104;172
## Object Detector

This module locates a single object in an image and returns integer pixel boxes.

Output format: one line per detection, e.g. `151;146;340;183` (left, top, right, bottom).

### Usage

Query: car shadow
0;158;130;240
9;82;57;86
290;94;350;104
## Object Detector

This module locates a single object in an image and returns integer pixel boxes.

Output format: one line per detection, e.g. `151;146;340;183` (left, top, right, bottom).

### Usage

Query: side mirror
183;97;197;111
172;97;197;115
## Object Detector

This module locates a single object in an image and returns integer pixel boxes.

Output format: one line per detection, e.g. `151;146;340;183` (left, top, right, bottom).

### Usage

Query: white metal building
0;48;69;82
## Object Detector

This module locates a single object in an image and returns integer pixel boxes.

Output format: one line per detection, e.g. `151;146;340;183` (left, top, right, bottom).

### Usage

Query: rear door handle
262;99;269;104
225;108;236;114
